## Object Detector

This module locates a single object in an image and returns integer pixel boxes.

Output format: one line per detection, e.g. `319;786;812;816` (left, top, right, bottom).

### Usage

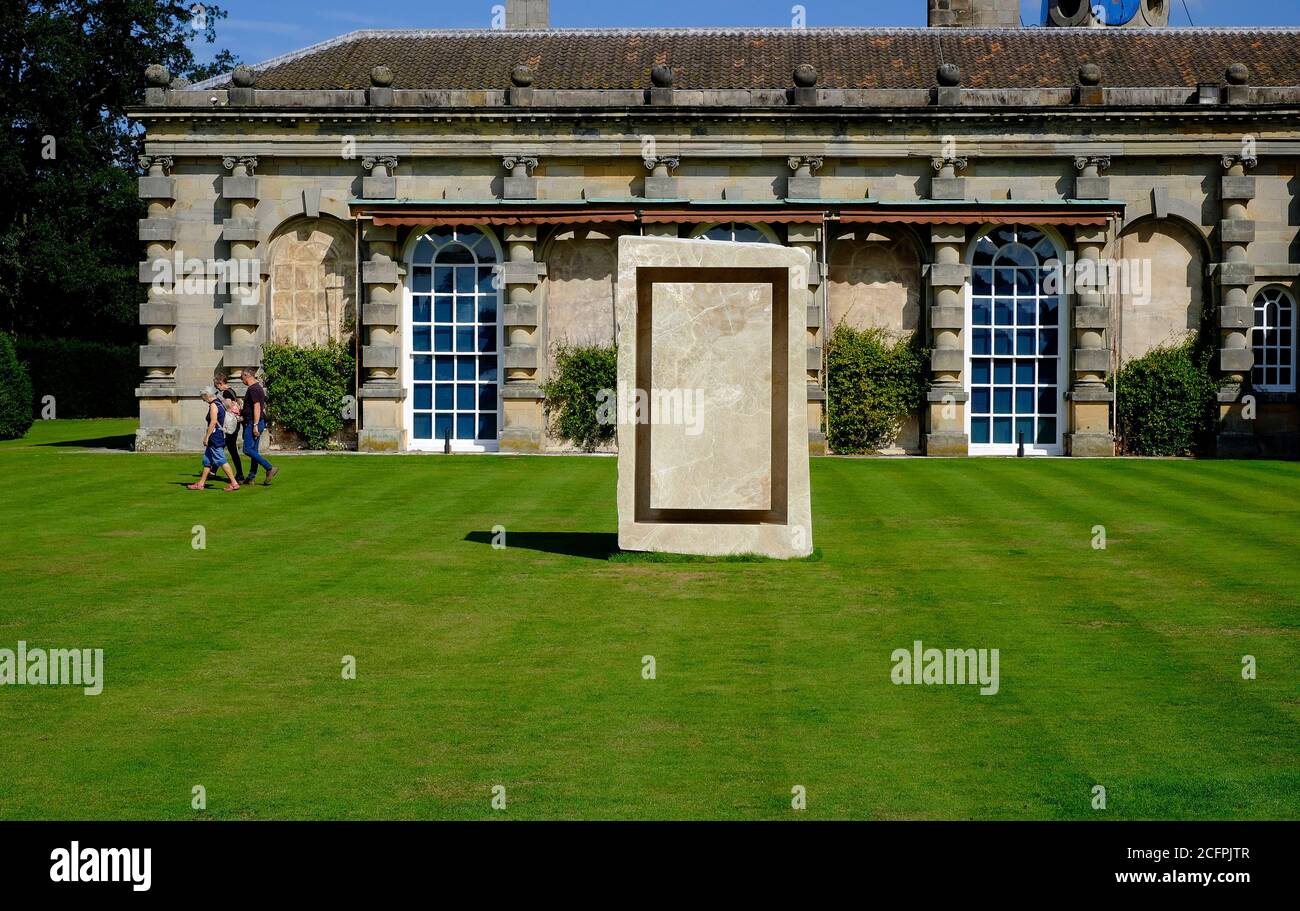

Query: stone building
130;0;1299;457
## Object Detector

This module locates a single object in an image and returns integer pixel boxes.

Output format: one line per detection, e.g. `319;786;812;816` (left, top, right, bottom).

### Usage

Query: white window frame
1251;286;1297;393
689;222;780;244
401;225;505;453
963;225;1068;457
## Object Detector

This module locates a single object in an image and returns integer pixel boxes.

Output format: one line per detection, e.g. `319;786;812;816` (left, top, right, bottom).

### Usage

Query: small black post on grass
1016;431;1025;458
443;427;451;455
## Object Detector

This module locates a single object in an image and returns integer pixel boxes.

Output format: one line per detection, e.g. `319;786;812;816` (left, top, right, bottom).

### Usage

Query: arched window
1252;287;1296;392
406;226;501;451
967;225;1065;455
691;223;778;244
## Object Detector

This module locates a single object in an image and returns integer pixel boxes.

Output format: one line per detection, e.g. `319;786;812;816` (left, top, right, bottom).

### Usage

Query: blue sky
193;0;1298;66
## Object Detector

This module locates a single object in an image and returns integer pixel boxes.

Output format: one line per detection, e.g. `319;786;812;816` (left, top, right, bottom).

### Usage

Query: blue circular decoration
1093;0;1140;26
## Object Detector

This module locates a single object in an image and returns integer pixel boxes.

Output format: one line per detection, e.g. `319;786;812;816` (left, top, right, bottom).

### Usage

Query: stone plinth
615;236;813;559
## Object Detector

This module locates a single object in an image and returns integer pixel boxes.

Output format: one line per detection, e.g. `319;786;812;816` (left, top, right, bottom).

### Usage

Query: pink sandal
186;482;205;490
224;482;240;491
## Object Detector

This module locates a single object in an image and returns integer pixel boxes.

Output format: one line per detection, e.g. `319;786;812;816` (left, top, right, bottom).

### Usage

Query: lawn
0;418;1296;820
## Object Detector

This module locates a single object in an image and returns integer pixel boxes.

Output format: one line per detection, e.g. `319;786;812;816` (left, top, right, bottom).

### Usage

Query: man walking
240;369;279;486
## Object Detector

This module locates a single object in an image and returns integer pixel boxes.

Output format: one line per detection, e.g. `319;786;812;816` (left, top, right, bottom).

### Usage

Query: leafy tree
0;2;236;343
0;332;34;439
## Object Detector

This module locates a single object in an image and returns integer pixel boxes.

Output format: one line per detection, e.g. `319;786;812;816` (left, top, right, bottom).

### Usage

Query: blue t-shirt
205;401;226;448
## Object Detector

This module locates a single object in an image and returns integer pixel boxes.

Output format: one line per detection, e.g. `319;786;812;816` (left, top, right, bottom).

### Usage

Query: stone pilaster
357;221;403;451
219;155;262;379
500;226;546;452
643;156;680;199
1066;225;1116;456
502;155;539;200
135;154;181;451
930;155;968;201
786;156;823;200
1216;154;1259;456
926;224;969;455
788;223;826;454
1073;155;1112;201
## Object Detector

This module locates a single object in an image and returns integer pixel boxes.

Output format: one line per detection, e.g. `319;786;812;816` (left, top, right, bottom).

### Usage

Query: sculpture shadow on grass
39;433;136;450
463;530;620;561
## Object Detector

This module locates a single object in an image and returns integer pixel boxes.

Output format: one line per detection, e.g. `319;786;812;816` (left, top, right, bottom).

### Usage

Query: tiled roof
196;27;1300;91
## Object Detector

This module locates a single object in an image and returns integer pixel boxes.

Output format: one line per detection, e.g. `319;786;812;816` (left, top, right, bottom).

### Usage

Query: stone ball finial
651;64;674;88
1078;63;1102;86
231;64;257;88
510;64;534;87
144;64;171;87
1226;63;1251;85
169;76;192;90
370;65;394;87
936;63;962;87
793;63;818;88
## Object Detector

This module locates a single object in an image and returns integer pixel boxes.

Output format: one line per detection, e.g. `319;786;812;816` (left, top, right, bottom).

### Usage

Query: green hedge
540;343;618;451
17;337;140;418
0;334;34;440
1116;339;1217;456
826;323;929;454
261;341;355;449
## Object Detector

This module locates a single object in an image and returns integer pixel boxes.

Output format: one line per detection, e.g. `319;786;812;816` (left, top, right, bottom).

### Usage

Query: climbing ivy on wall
825;323;929;454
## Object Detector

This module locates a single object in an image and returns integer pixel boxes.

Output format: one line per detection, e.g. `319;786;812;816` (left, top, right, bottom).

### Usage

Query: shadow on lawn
39;434;135;450
464;530;619;560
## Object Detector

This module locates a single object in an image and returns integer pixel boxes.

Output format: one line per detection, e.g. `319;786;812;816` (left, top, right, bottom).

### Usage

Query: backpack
221;402;239;436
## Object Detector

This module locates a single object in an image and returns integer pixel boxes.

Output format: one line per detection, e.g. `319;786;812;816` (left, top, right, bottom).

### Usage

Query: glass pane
1015;388;1034;414
434;326;452;352
456;414;476;440
1039;358;1056;385
1015;269;1036;295
1039;329;1058;356
414;413;432;440
457;356;476;381
414;384;432;410
478;326;497;352
1016;299;1036;325
993;417;1013;444
477;267;496;293
440;245;473;265
995;269;1015;295
994;361;1012;385
434;413;453;441
994;388;1012;415
412;297;431;323
456;298;475;323
972;328;991;356
1015;417;1035;445
435;384;453;409
971;417;990;444
456;384;475;410
478;413;498;440
478;356;499;383
434;296;453;323
971;388;990;414
413;237;435;265
455;327;475;352
994;328;1013;355
973;235;997;265
994;300;1014;326
732;225;766;243
1038;388;1058;415
1037;417;1056;445
1039;298;1059;326
412;268;432;294
971;358;990;385
1015;359;1035;385
478;298;497;323
455;266;476;292
412;326;431;352
478;383;496;410
1016;329;1035;355
435;356;454;381
972;299;991;326
972;269;993;296
434;268;453;293
413;355;433;381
